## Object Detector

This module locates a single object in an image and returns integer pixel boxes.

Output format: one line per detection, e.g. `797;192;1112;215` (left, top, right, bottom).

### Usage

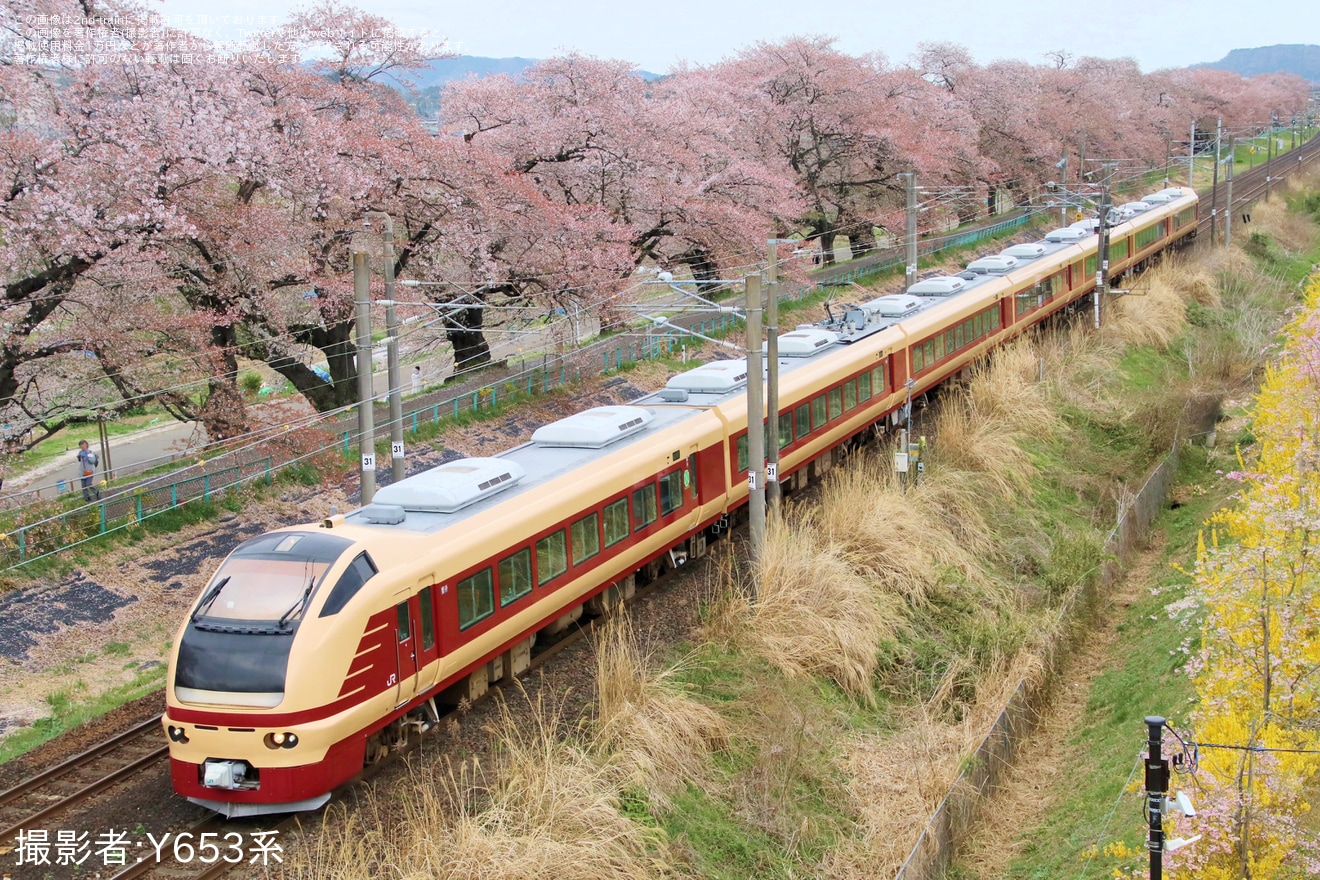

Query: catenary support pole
379;220;405;483
353;251;377;505
1096;186;1112;330
765;242;782;514
1225;137;1235;249
1211;118;1221;244
745;274;765;584
1188;119;1196;187
1145;716;1169;880
904;172;918;290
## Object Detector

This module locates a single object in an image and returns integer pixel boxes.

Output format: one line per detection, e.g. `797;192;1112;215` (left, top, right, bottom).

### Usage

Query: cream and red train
164;189;1198;815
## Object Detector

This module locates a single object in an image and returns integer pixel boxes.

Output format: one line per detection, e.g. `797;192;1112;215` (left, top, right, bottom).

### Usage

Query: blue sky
148;0;1300;74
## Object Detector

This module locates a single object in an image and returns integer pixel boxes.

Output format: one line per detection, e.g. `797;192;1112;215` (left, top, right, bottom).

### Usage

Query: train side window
659;471;684;516
632;484;657;531
604;498;629;547
945;329;955;354
912;344;924;374
811;396;826;430
844;380;857;410
795;403;811;439
872;364;886;394
499;547;533;605
924;340;935;364
828;387;842;420
457;568;494;630
536;531;568;585
778;413;793;448
571;514;600;566
859;372;871;401
396;602;410;643
735;434;749;472
934;334;945;361
419;586;435;650
687;454;699;501
319;552;378;617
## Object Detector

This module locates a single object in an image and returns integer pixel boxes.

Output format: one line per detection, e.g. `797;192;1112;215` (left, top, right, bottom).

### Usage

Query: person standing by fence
77;440;101;501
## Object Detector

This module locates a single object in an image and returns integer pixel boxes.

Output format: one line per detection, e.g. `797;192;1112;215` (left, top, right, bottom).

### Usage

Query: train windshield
193;532;353;626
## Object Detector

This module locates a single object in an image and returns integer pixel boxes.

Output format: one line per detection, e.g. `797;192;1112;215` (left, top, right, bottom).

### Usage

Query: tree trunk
199;323;248;441
285;321;360;411
817;230;837;266
846;220;877;258
445;307;491;373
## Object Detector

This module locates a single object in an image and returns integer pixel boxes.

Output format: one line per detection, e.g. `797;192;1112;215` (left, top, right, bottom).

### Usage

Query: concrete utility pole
1266;120;1275;201
1060;152;1070;225
904;172;918;289
1211;118;1221;244
765;241;782;514
353;251;377;505
1225;137;1235;249
1095;185;1112;331
368;213;406;483
1188;119;1196;187
745;274;766;582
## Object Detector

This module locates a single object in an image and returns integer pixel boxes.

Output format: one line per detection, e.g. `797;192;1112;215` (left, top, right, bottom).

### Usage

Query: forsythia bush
1173;273;1320;879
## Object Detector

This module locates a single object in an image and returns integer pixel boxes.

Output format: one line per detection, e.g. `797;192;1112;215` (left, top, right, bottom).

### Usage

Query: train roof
342;188;1196;537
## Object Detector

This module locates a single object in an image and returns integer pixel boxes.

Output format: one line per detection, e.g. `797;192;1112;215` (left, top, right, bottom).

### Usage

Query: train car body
164;187;1197;816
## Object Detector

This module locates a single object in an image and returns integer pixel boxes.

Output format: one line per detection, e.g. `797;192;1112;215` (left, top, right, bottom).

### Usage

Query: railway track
0;716;168;846
1194;133;1320;242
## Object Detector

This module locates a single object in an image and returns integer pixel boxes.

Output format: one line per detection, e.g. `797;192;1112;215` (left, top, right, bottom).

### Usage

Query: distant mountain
398;55;664;119
1194;44;1320;82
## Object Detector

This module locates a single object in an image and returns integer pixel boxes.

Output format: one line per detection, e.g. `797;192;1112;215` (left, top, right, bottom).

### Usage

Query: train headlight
167;725;189;744
263;731;300;750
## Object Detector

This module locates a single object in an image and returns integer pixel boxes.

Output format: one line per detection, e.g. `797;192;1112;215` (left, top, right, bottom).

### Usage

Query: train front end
163;529;374;817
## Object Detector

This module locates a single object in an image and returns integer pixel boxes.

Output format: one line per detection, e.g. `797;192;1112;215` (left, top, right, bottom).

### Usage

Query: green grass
0;663;167;763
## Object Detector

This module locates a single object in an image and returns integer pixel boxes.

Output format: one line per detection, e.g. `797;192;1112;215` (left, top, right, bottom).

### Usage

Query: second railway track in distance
0;716;167;845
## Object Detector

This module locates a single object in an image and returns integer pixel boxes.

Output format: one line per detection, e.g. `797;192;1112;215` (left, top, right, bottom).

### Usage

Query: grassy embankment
281;173;1320;879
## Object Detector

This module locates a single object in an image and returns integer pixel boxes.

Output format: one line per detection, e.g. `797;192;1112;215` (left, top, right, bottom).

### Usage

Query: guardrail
0;457;273;570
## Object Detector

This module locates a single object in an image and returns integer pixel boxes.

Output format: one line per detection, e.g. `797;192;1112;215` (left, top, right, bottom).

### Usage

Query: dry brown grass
1107;273;1186;349
965;340;1062;438
815;457;988;602
742;519;901;700
592;616;729;810
284;693;668;880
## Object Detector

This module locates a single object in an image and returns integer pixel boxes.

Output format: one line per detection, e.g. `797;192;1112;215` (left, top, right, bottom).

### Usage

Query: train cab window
828;388;842;420
604;498;629;547
536;531;568;586
571;514;600;566
659;471;684;516
872;364;887;395
499;548;533;605
778;413;793;448
844;380;857;410
632;484;657;531
795;403;811;439
319;552;378;618
419;586;435;651
457;568;494;630
859;372;871;402
396;603;410;643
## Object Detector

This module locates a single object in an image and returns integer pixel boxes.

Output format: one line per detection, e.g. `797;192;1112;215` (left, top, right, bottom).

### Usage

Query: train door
392;592;420;707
